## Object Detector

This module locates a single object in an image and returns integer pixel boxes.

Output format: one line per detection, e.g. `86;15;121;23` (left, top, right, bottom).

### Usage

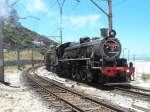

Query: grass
141;73;150;82
4;49;44;61
4;65;30;72
4;49;44;71
4;64;42;72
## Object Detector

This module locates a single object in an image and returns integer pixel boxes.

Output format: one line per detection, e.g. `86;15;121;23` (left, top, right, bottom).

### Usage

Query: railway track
23;67;131;112
114;85;150;98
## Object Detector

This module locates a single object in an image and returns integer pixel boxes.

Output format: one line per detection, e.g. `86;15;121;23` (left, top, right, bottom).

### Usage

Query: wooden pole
108;0;113;32
0;20;4;82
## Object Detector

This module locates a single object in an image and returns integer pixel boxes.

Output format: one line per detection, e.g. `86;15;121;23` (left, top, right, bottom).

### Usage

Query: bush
141;74;150;82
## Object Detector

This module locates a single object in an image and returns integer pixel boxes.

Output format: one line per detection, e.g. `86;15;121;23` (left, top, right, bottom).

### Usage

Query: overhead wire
11;0;22;7
90;0;108;16
113;0;128;7
63;0;81;36
48;0;80;42
46;0;59;38
48;0;58;9
69;0;80;15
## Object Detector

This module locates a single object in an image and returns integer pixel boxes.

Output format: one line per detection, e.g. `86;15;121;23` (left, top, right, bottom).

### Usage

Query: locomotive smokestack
100;28;109;38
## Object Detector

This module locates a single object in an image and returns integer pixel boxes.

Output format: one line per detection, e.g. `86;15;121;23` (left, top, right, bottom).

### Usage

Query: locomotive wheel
76;72;81;81
72;69;77;79
46;65;50;71
98;73;103;83
72;71;77;79
86;70;93;82
80;71;87;81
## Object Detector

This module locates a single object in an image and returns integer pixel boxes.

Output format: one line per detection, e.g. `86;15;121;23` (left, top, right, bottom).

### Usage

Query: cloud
26;0;49;14
0;0;11;20
63;14;100;28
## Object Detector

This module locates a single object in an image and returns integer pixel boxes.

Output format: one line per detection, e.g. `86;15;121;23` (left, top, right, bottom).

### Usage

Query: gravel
1;60;149;112
0;68;55;112
36;66;150;112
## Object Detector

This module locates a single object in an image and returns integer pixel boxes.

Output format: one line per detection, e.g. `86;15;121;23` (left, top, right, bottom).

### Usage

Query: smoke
0;0;11;20
9;8;19;25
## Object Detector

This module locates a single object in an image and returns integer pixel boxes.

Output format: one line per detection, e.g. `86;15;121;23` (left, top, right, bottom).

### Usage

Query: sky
9;0;150;58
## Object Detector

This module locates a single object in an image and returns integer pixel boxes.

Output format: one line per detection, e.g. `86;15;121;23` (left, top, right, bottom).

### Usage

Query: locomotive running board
59;58;90;62
91;67;102;69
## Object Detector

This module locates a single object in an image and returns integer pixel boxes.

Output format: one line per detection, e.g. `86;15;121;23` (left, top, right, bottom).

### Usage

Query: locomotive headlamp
109;30;116;37
126;69;130;73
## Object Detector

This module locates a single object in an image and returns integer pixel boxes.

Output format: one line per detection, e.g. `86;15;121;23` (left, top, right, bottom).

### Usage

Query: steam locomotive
44;29;135;83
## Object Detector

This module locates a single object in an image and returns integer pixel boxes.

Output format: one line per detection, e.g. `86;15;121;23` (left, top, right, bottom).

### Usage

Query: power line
89;0;113;31
113;0;128;7
90;0;108;16
11;0;21;6
69;0;80;15
49;0;58;9
75;0;80;3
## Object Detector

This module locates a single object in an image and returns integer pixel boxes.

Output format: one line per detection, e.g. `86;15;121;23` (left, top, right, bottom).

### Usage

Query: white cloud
26;0;49;14
63;14;100;28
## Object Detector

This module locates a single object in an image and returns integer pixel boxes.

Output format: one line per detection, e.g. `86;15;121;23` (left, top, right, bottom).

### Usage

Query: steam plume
0;0;11;20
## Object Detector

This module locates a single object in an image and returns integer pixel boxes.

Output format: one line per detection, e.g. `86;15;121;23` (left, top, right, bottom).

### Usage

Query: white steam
0;0;11;20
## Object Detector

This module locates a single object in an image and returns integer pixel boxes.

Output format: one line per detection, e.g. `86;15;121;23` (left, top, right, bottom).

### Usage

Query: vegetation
3;23;57;49
4;64;41;72
141;73;150;82
2;22;58;69
4;49;44;61
2;23;57;68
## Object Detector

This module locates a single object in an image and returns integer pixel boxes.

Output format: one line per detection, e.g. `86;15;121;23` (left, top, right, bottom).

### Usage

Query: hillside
3;23;57;50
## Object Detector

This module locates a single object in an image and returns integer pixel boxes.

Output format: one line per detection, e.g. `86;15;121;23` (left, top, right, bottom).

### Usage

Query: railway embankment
0;67;53;112
0;65;150;112
35;66;150;112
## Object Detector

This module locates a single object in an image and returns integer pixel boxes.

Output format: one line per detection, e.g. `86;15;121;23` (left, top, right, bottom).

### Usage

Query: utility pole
57;0;66;44
17;46;20;69
15;24;21;70
31;44;34;67
55;0;80;44
90;0;113;32
0;20;4;83
108;0;113;31
48;36;61;44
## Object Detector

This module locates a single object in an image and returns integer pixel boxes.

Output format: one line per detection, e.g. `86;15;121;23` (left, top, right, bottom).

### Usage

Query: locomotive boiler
44;29;135;83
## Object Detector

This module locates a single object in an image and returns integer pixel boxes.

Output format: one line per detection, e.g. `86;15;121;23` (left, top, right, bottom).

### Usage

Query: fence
4;60;43;66
4;48;44;67
134;60;150;74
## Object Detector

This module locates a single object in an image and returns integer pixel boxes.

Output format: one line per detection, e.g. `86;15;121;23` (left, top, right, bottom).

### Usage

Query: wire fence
134;61;150;75
135;66;150;74
4;48;44;67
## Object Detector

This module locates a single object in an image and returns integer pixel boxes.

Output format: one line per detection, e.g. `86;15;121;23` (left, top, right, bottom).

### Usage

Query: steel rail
115;87;150;98
127;85;150;92
40;75;129;112
27;74;111;112
27;76;85;112
24;67;131;112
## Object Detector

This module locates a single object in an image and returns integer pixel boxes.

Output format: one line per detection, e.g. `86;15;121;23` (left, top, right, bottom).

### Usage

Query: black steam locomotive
44;29;135;83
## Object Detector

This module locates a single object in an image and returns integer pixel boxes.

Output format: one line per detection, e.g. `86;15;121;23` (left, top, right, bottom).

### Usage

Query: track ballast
23;67;132;112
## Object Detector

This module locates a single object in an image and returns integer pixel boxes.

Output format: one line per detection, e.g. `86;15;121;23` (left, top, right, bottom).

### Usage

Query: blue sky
10;0;150;58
